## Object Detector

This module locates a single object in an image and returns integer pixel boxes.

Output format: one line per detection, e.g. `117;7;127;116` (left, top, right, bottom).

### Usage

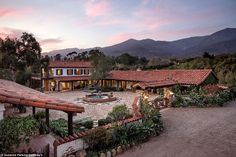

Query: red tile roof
49;61;93;68
53;76;90;81
110;69;215;85
0;79;84;113
133;80;177;89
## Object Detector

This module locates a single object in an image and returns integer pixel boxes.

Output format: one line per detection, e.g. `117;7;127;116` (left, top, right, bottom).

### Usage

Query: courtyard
47;90;158;121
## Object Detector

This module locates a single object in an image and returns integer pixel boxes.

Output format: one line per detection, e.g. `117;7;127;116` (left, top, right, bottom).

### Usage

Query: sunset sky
0;0;236;52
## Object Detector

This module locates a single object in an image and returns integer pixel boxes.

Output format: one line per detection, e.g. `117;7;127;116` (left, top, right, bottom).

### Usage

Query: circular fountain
82;92;117;103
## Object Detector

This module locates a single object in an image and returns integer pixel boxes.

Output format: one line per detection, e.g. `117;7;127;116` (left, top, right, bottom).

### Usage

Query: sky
0;0;236;52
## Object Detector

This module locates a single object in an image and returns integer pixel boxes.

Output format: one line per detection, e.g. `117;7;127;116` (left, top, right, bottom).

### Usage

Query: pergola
0;79;84;135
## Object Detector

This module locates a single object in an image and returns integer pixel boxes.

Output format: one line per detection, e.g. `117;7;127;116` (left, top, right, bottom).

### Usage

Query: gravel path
120;101;236;157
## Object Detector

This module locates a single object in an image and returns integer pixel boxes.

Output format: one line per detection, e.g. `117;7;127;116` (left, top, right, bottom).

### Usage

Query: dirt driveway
120;101;236;157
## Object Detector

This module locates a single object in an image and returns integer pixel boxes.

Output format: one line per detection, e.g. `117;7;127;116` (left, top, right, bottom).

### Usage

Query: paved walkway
120;101;236;157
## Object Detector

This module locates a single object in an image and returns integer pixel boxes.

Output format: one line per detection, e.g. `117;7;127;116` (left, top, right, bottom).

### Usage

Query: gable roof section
49;61;93;68
110;69;214;85
0;79;84;113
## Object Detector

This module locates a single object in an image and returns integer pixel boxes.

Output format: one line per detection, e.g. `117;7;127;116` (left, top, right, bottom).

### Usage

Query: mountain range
43;28;236;58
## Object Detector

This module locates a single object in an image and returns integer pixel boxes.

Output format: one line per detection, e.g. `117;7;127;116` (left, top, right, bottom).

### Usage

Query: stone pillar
0;104;5;120
163;87;174;107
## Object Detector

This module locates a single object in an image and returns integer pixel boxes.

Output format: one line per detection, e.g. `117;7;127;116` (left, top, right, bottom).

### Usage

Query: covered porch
0;79;85;135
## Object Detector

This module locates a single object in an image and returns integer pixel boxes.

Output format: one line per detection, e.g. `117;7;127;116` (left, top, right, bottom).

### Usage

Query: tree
0;32;41;85
203;52;214;59
90;50;112;81
54;53;62;61
41;55;50;90
0;37;18;71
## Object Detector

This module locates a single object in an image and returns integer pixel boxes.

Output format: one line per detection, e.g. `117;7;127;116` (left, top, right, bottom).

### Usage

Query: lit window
67;69;73;75
74;69;81;75
56;69;63;75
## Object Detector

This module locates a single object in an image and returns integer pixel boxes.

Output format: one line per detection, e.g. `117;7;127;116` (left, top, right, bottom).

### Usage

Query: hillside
167;54;236;86
44;28;236;58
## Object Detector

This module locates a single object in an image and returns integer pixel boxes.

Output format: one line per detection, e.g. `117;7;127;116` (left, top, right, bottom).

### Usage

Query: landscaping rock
117;146;123;154
111;149;116;156
131;142;136;147
100;152;106;157
106;151;111;157
75;150;86;157
122;145;126;151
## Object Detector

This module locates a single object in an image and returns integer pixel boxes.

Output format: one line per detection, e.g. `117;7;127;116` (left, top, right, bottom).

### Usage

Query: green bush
81;120;93;129
230;87;236;98
85;100;164;154
173;89;234;108
107;105;132;121
98;118;112;126
84;127;112;151
34;111;46;120
50;118;68;137
0;116;39;153
171;96;185;107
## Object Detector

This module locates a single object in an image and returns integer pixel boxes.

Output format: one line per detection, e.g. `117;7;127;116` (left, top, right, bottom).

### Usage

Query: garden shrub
230;86;236;98
50;118;68;137
172;89;234;108
84;127;112;151
34;111;46;120
107;105;132;121
0;116;39;153
98;118;112;126
171;96;185;107
81;120;93;129
85;100;164;154
112;124;129;146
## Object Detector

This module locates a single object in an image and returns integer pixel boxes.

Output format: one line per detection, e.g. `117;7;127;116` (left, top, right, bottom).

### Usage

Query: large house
42;61;218;91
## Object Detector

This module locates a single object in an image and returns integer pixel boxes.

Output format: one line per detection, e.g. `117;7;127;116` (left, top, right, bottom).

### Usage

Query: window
80;69;84;75
84;69;89;75
67;69;73;75
56;69;63;75
74;69;81;75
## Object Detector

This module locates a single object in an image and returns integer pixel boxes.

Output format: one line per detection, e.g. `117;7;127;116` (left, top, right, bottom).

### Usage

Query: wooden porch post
71;81;74;90
68;112;73;135
45;108;50;133
58;81;60;91
32;106;36;115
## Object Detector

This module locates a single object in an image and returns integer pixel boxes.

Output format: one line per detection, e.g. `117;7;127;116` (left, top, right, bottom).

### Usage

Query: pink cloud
0;27;24;39
85;0;110;17
40;38;63;45
0;7;32;17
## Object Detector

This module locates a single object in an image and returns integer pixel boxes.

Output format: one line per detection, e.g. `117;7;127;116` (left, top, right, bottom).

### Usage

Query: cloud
84;0;110;17
40;38;63;45
0;27;24;39
0;7;32;17
39;38;64;52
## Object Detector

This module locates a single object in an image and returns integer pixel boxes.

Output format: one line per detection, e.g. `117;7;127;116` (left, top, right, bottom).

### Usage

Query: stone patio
46;90;158;121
